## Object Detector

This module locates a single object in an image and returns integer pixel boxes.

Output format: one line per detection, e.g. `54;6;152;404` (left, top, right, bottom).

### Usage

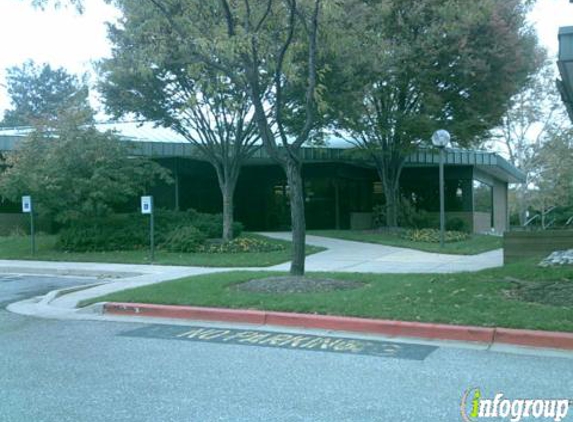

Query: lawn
0;234;324;267
84;259;573;332
309;229;502;255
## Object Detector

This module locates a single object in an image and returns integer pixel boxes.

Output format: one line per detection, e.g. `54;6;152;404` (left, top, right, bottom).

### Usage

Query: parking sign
22;196;32;213
141;196;153;214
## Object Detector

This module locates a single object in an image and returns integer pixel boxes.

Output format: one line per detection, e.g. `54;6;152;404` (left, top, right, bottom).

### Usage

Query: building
558;26;573;121
0;123;524;234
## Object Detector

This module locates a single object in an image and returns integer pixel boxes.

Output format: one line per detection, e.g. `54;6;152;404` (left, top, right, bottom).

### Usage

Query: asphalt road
0;273;98;307
1;275;572;422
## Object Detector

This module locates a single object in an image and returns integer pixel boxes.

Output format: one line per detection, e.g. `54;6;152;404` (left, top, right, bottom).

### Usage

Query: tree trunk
214;166;239;243
221;181;235;242
284;157;306;276
384;182;399;228
375;164;401;229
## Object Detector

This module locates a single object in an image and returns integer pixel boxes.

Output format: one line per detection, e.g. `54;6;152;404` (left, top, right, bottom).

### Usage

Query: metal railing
523;208;570;230
524;214;540;227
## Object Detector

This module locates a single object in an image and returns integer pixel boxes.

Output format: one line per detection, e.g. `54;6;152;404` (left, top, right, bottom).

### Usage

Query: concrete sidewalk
4;233;502;318
0;259;232;316
263;232;503;273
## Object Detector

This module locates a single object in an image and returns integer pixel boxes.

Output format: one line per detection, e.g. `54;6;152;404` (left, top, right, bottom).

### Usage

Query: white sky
0;0;572;118
0;0;119;115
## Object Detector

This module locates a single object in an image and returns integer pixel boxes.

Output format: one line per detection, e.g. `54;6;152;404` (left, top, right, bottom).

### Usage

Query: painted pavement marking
119;324;438;360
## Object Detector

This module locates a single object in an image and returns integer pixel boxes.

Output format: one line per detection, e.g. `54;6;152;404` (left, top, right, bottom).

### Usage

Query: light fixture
431;129;451;148
432;130;450;248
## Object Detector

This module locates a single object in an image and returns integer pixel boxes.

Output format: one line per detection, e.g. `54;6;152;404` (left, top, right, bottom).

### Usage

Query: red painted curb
263;311;495;344
104;303;266;325
494;328;573;350
104;302;498;345
103;302;573;350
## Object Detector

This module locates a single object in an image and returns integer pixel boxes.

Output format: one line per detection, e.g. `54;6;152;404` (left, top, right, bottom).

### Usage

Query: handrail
542;206;557;216
525;213;573;228
524;214;540;227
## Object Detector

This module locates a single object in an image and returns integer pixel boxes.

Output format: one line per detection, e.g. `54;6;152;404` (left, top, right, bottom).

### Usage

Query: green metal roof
0;123;525;183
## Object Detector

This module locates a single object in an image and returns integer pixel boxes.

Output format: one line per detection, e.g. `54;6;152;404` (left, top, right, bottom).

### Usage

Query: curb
0;266;141;279
493;328;573;350
102;302;573;351
39;282;105;306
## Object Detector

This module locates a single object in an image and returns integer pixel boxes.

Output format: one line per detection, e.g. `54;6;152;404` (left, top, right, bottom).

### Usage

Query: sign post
141;196;154;262
22;195;35;255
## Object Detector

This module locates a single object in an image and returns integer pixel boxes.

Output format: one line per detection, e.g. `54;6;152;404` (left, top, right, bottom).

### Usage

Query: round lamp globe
432;130;451;148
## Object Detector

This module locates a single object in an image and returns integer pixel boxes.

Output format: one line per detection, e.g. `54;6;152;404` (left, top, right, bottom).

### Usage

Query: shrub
200;236;286;254
408;210;434;230
56;215;147;252
446;217;469;233
56;209;244;252
0;125;171;225
398;198;434;229
193;213;243;238
154;209;199;230
374;198;434;229
159;225;207;253
154;209;243;239
402;228;470;243
372;204;385;228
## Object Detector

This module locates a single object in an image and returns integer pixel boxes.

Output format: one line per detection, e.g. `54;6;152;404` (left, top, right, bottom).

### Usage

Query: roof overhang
404;149;525;184
558;26;573;121
0;124;525;184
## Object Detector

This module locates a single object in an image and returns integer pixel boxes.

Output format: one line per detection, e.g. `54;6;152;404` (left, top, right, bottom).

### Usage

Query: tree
485;60;568;225
98;6;261;242
109;0;338;276
30;0;83;11
1;61;94;127
0;123;170;223
218;0;326;276
25;0;353;276
335;0;541;227
529;128;573;228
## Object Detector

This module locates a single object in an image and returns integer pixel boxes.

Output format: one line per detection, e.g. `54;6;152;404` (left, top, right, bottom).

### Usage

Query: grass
309;229;502;255
0;233;324;267
83;259;573;333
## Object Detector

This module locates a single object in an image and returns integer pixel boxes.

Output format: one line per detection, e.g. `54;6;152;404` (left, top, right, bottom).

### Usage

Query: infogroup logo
461;388;571;422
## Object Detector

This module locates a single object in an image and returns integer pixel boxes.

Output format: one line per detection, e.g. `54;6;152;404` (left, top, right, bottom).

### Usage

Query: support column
174;158;180;211
438;148;445;248
493;180;509;234
334;179;341;230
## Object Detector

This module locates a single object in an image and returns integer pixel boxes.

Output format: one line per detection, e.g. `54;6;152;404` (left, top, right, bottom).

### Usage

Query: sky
0;0;572;119
0;0;119;115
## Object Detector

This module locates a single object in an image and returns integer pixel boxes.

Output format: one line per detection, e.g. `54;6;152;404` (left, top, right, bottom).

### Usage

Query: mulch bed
232;276;365;294
505;277;573;307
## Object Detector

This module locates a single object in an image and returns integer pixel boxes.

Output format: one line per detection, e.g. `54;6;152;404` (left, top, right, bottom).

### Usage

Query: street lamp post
431;130;451;248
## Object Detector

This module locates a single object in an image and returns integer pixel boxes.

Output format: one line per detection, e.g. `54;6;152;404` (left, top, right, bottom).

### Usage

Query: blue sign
141;196;153;214
22;196;32;213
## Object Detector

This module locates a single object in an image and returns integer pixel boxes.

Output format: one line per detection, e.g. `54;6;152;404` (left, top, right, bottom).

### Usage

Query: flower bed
200;236;286;254
402;228;470;243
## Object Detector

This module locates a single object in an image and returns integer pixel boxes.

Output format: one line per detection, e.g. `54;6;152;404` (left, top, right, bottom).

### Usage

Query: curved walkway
262;232;502;273
3;233;502;319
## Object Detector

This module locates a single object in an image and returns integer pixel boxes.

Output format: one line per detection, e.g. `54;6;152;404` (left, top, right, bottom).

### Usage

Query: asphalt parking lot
1;275;572;422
